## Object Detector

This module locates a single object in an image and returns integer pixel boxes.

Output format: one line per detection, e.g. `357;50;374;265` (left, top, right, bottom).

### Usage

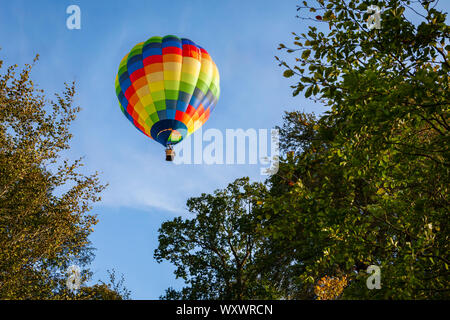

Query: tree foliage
270;0;449;299
314;275;348;300
0;56;129;299
154;178;283;300
157;0;449;299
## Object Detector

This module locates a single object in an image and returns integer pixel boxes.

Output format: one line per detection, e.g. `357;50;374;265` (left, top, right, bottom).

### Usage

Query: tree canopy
156;0;449;299
155;178;284;299
0;56;129;299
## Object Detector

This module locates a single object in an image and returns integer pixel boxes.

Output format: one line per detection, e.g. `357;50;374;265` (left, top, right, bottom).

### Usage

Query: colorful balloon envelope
115;35;220;148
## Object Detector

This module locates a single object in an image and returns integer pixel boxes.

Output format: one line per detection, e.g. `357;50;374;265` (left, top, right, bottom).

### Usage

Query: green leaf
283;70;295;78
302;49;311;60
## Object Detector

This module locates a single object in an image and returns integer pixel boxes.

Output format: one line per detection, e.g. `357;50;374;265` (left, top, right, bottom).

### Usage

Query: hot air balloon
115;35;220;161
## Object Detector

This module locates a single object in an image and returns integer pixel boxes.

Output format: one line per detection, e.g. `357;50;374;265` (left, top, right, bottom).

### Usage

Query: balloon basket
165;146;175;162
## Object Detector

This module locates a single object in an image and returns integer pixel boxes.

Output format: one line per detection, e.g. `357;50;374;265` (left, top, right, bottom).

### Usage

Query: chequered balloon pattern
115;35;220;147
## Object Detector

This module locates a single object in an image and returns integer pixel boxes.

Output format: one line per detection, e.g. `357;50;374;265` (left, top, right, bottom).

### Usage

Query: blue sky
2;0;446;299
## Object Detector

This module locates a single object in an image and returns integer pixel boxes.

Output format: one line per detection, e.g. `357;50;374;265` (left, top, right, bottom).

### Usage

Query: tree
268;0;449;299
77;269;131;300
314;275;348;300
154;0;448;299
258;111;350;299
154;178;282;300
0;56;129;299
